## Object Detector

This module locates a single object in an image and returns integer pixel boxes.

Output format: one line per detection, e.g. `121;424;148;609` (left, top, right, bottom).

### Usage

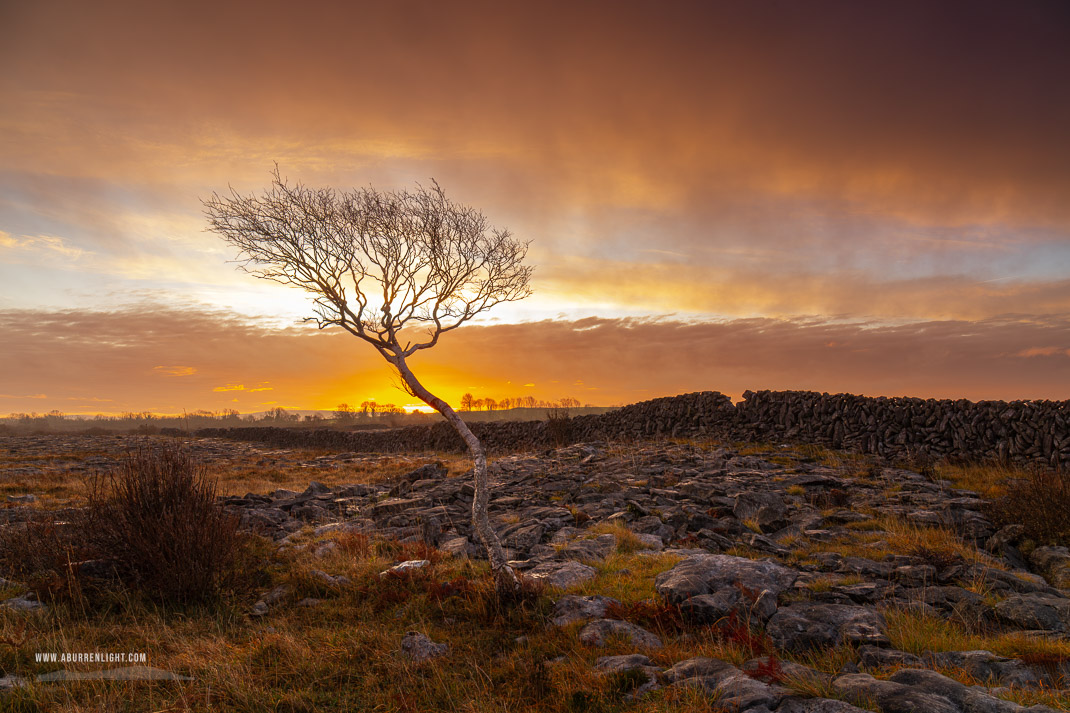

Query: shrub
989;467;1070;547
604;597;685;635
545;407;572;447
83;445;242;604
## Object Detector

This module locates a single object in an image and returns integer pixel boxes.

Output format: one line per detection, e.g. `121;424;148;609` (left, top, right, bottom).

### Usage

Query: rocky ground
2;437;1069;711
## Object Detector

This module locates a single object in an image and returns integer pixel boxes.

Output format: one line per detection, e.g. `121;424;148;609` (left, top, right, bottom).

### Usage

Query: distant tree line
0;397;604;436
456;394;587;411
0;406;428;435
332;402;406;423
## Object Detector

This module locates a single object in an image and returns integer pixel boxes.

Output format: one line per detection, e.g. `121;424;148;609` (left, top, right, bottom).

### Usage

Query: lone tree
204;169;532;581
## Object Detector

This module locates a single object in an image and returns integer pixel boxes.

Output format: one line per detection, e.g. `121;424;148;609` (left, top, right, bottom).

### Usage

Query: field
1;434;1068;712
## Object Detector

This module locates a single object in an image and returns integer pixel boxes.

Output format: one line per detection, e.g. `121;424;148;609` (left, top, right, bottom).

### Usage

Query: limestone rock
578;619;662;649
654;554;799;603
551;594;620;626
400;632;449;662
1030;546;1070;590
527;561;596;590
767;604;889;652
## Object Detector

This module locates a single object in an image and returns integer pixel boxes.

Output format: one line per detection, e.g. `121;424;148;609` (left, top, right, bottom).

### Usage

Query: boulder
767;604;889;652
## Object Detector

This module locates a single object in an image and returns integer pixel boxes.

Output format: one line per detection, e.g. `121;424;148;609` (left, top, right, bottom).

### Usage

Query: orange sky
1;1;1068;414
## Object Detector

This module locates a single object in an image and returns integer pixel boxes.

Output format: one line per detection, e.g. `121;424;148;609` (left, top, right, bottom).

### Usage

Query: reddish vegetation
605;598;686;635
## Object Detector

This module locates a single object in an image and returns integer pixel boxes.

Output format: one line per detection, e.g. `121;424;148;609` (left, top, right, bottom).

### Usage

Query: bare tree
203;169;533;581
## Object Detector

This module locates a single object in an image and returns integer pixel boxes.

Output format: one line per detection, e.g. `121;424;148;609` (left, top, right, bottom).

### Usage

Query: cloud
0;306;1068;416
1016;346;1070;358
212;382;272;392
153;365;197;377
539;256;1070;321
0;230;87;259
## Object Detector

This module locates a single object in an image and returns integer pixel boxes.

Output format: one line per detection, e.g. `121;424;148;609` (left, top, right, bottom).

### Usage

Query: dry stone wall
196;389;1069;468
732;390;1069;468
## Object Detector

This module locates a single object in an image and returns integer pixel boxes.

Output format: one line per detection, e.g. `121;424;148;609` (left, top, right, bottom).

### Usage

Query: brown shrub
545;407;572;447
989;468;1070;547
83;445;243;604
604;597;685;635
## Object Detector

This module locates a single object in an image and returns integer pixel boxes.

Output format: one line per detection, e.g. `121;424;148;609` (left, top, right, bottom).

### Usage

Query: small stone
578;619;662;649
441;536;473;558
400;631;449;662
381;560;430;578
551;594;620;626
314;540;340;558
593;653;653;673
2;595;46;613
302;481;332;496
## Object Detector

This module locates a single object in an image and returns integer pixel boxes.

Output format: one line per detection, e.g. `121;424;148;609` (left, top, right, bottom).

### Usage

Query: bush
990;467;1070;547
83;445;242;604
545;407;572;447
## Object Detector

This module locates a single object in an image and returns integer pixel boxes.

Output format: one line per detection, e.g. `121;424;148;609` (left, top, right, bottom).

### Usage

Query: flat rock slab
381;560;430;578
776;698;874;713
832;673;960;713
593;654;655;673
527;561;596;590
926;649;1050;687
579;619;662;649
767;603;889;652
551;594;620;626
654;554;799;604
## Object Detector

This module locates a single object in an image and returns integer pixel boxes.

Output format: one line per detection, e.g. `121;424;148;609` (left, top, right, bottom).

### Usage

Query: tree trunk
390;354;516;584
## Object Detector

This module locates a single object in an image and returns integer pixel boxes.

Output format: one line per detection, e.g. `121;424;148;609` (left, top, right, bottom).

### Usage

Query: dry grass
587;521;660;555
935;461;1019;499
0;435;476;508
884;607;1070;661
790;514;1003;570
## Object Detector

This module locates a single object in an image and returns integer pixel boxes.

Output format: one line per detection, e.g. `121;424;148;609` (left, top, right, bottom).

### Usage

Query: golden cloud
153;365;197;377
